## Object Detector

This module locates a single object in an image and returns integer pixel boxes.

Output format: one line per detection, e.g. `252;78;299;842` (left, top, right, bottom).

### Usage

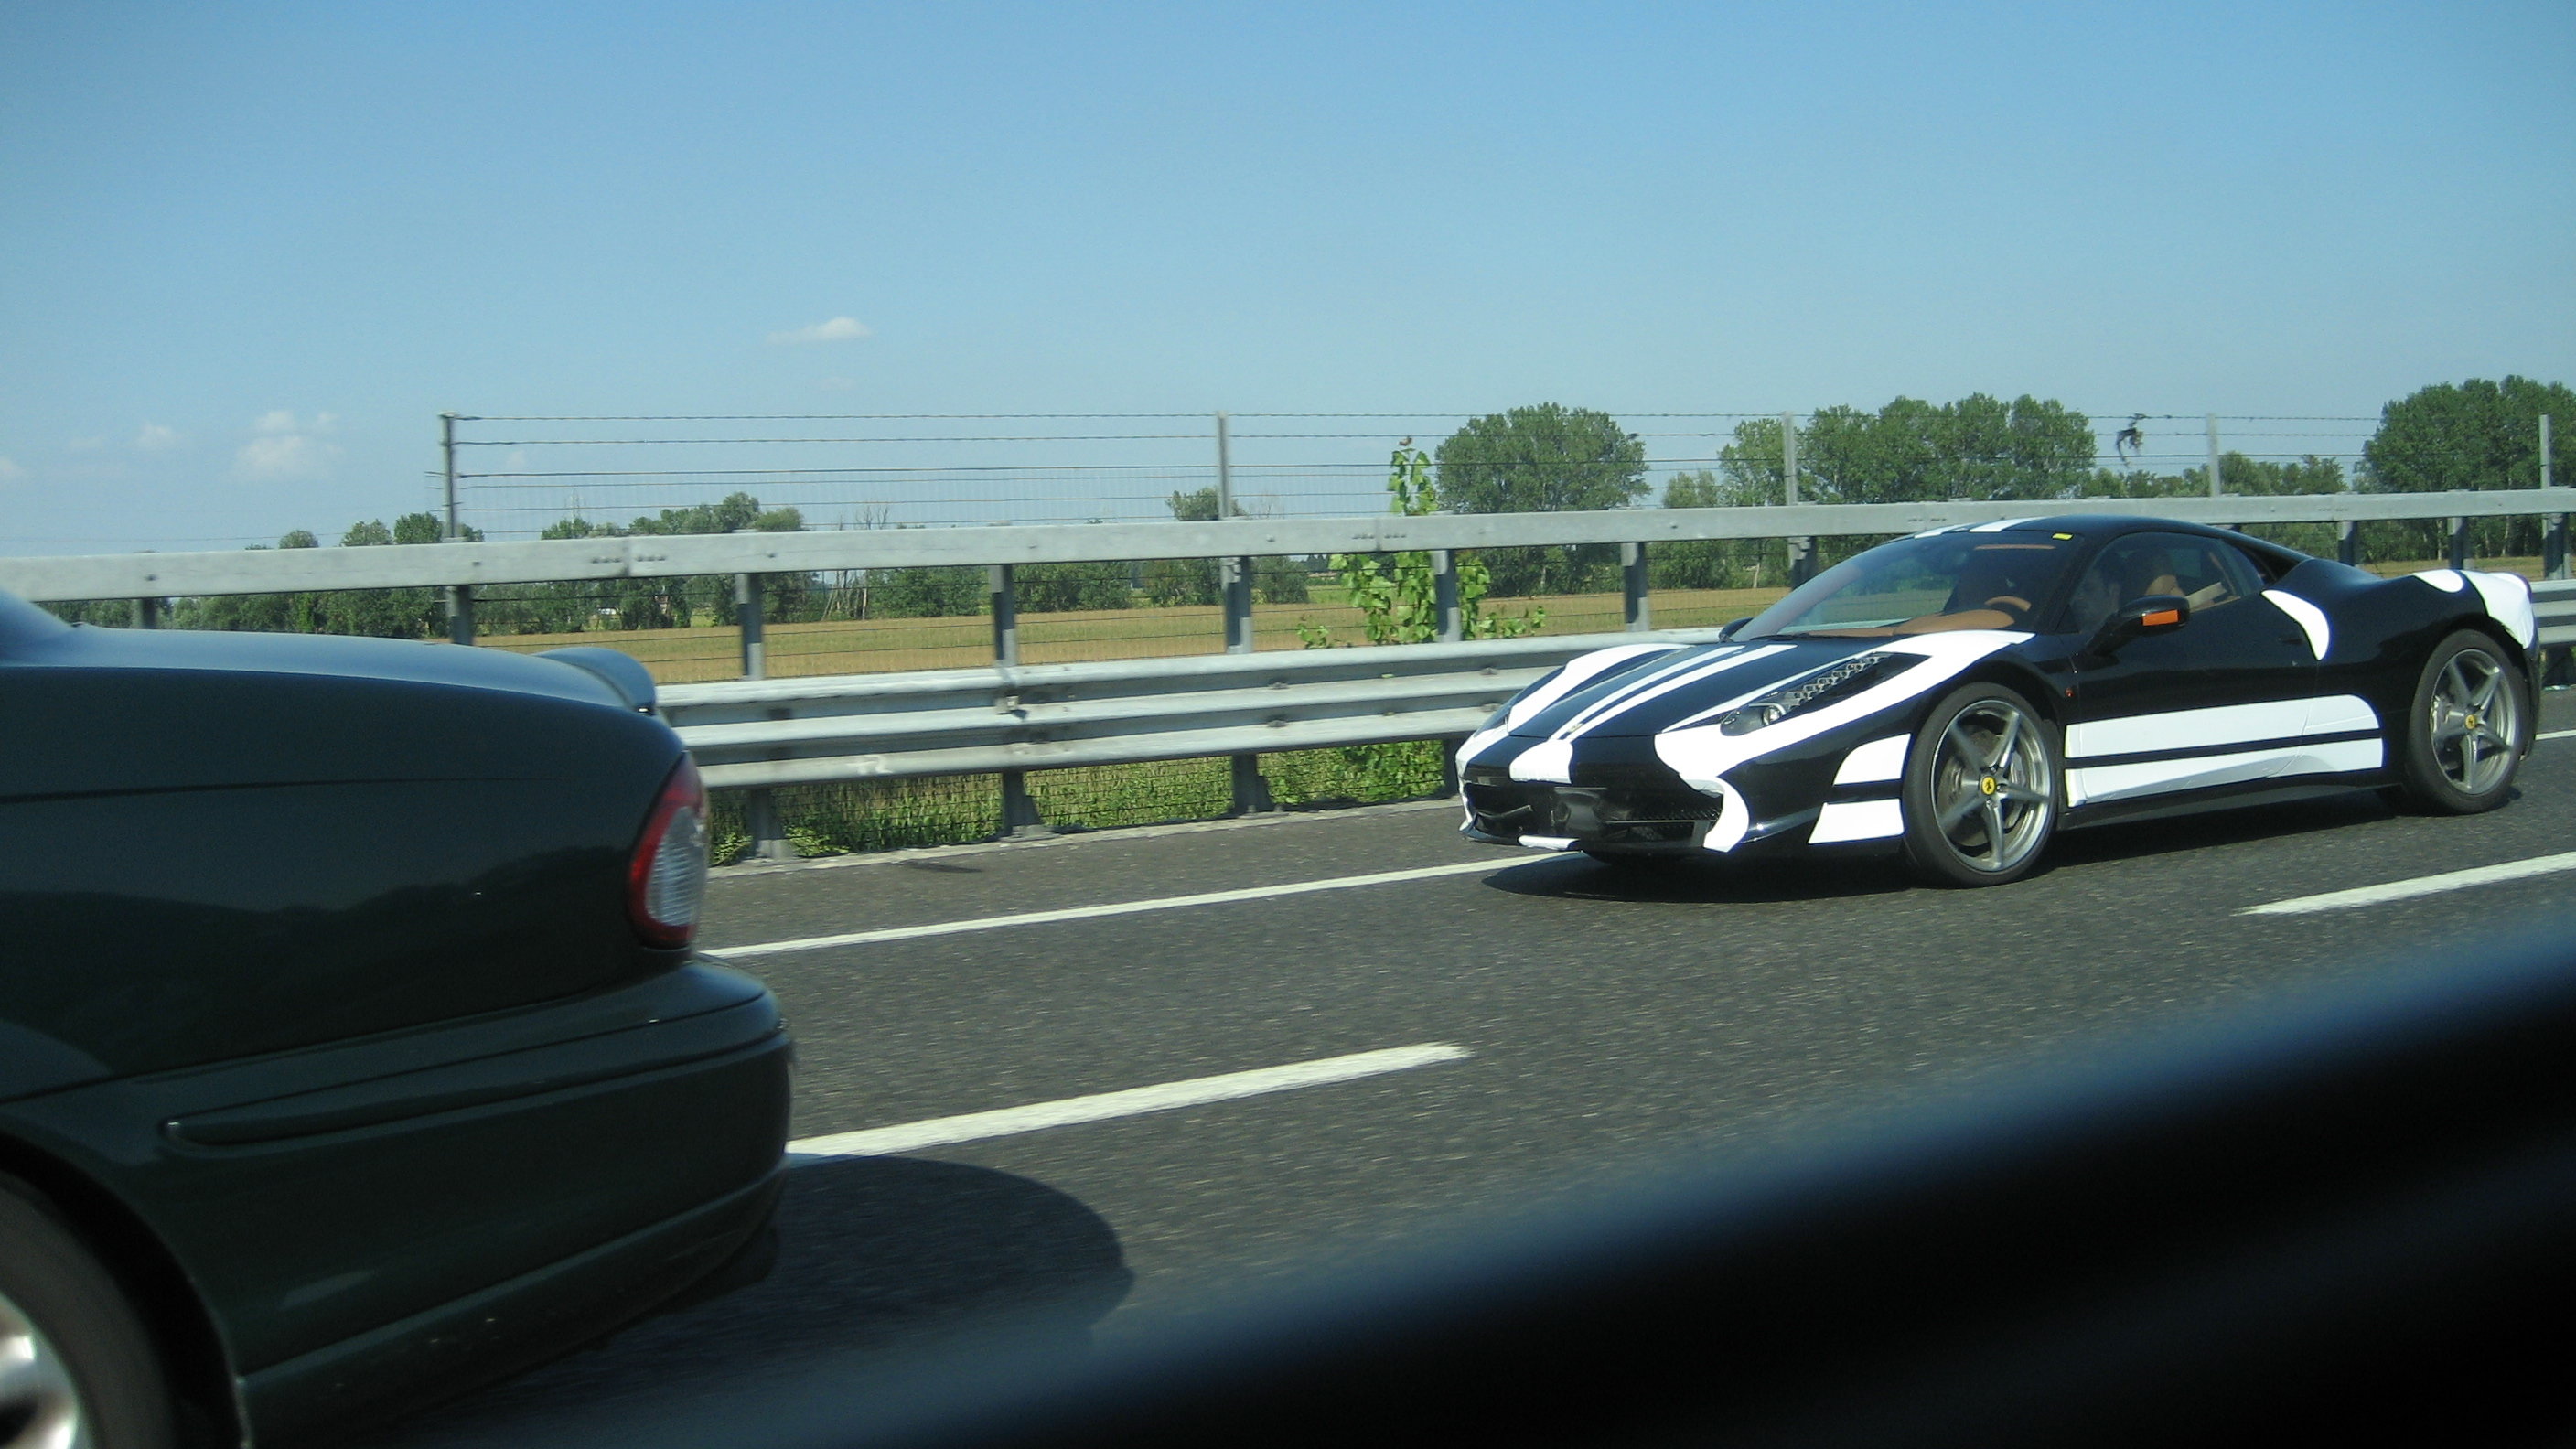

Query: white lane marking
787;1043;1473;1159
717;858;1531;958
2540;727;2574;742
2240;851;2576;917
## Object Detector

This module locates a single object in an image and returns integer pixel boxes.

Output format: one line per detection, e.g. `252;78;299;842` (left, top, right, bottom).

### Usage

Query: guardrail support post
2546;514;2570;581
1622;542;1650;631
1781;412;1815;586
735;573;767;681
2446;516;2469;571
988;564;1047;838
1222;555;1254;653
1221;554;1273;815
745;789;792;862
2336;521;2360;567
444;585;475;646
132;596;158;629
989;564;1018;667
1433;551;1462;643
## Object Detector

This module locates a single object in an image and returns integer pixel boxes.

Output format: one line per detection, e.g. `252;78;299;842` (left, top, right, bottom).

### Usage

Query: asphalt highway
357;692;2576;1447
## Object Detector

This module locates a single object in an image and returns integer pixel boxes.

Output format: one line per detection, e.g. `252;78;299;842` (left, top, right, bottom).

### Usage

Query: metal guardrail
2535;576;2576;646
663;628;1732;791
5;489;2574;602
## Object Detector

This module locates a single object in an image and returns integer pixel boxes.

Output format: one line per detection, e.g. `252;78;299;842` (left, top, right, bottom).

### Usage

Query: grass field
481;582;1798;682
478;556;2555;684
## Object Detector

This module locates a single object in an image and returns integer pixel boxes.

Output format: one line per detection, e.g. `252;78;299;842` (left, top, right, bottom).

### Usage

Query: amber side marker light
2142;609;2182;628
628;756;710;949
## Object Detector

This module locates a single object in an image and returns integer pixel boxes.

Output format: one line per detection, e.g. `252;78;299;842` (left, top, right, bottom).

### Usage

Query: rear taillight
628;756;709;950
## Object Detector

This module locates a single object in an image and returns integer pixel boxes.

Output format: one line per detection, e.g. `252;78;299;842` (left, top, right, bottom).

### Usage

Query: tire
0;1175;174;1449
1900;682;2062;887
2394;630;2530;815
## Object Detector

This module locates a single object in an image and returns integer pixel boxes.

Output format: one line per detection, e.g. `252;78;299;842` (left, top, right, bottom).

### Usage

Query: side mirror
2088;595;2190;656
1718;617;1750;640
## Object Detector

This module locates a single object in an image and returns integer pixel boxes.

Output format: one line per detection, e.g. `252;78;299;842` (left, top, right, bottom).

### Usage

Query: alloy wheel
0;1284;82;1449
1928;699;2055;874
2428;647;2519;796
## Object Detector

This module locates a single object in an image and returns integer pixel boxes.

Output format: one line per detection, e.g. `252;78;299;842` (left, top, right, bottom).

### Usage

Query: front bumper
1457;733;1890;856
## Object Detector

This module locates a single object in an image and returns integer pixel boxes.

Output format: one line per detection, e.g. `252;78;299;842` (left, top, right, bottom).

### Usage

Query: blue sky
3;2;2570;553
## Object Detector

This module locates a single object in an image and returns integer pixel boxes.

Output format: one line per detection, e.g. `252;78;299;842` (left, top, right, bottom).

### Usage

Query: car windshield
1737;533;2084;639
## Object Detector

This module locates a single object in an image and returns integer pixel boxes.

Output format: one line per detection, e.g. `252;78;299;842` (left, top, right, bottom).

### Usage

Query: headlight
1717;651;1911;735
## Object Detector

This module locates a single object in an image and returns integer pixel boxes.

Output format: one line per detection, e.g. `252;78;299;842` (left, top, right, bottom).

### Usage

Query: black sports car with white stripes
1459;516;2539;886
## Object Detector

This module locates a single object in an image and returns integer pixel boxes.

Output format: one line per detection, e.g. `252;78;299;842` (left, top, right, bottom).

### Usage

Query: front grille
1465;781;1725;843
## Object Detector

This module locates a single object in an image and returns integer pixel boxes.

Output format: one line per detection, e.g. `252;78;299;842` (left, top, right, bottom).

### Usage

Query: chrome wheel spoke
1938;789;1982;831
2470;671;2503;713
1997;782;2049;805
1944;720;1982;772
1979;799;2008;864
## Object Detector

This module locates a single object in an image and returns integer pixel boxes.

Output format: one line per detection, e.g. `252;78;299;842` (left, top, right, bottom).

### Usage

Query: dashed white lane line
787;1043;1473;1159
2241;850;2576;917
2540;727;2575;742
717;857;1531;958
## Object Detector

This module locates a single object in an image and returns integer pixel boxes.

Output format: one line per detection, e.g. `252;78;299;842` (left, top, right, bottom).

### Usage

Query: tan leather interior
2144;573;2180;596
1894;607;2015;634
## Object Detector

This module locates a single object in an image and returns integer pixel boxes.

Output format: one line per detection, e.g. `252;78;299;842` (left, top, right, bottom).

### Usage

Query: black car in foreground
1461;516;2539;884
0;590;791;1447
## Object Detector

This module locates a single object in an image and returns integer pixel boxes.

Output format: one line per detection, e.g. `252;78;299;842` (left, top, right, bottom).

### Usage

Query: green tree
324;518;445;638
1016;559;1132;612
1797;394;2096;504
2363;377;2574;561
1142;486;1309;606
1435;404;1647;596
871;563;985;618
1300;444;1540;647
1648;470;1771;589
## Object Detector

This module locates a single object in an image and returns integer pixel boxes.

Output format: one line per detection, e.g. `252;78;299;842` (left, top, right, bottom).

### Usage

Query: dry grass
478;583;1798;683
472;558;2551;685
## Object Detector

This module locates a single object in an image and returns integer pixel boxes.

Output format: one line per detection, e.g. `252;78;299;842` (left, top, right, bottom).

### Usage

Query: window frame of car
2040;527;2292;638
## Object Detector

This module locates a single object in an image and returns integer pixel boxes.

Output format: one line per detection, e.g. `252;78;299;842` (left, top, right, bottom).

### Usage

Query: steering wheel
1982;595;2032;615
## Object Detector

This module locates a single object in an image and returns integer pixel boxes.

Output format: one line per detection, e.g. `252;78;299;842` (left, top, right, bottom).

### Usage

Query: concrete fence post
1622;541;1650;630
2336;521;2360;568
2447;517;2470;572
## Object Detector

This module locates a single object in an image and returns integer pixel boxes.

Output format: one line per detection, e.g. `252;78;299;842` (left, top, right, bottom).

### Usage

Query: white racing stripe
717;857;1532;958
788;1043;1473;1158
2241;851;2576;916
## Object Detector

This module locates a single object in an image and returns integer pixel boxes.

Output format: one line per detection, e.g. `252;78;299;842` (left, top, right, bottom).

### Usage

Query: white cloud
0;456;25;481
134;423;184;452
767;316;872;345
232;432;342;482
256;409;337;435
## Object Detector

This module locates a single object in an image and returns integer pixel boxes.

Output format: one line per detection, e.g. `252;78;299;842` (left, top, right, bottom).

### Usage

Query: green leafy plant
1297;443;1541;648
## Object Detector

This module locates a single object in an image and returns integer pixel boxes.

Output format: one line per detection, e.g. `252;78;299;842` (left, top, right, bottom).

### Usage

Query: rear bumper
0;961;793;1444
243;1163;784;1443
